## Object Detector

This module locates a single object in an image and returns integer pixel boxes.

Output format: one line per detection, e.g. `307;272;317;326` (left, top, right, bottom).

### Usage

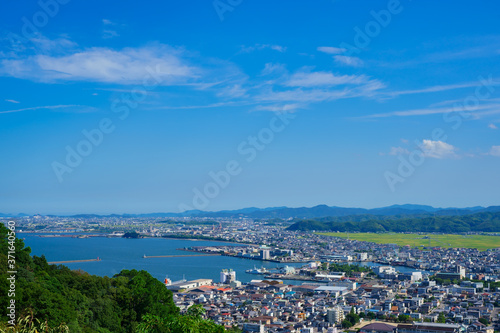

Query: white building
220;269;236;283
165;278;212;291
327;306;345;323
261;249;270;260
358;252;368;261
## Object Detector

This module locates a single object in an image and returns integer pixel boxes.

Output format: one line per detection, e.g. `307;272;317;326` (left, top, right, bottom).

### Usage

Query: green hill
287;211;500;233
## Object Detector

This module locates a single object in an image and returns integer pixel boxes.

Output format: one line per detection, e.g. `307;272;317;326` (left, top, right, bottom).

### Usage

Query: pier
48;258;101;264
143;254;221;258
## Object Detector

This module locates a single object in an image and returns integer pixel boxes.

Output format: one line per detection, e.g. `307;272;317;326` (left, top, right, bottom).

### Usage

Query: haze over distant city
1;1;500;215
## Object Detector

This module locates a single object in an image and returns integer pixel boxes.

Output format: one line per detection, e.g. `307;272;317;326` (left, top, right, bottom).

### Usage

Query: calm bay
19;233;424;285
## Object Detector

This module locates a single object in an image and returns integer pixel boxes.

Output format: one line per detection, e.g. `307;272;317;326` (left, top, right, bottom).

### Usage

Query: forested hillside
287;212;500;233
0;224;235;332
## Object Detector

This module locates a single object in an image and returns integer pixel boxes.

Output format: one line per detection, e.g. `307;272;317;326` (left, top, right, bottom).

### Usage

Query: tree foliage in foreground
0;223;234;332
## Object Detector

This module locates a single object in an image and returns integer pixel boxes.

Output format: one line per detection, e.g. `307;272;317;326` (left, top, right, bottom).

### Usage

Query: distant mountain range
1;204;499;219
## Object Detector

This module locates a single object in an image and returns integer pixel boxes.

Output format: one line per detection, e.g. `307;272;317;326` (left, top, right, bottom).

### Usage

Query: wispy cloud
380;146;411;156
252;103;304;112
317;46;363;67
252;66;386;104
150;101;249;110
488;123;498;130
285;70;369;87
488;145;500;157
389;146;410;155
388;81;493;98
260;63;287;76
423;43;500;63
0;104;90;115
317;46;346;55
101;19;121;39
5;99;20;104
102;30;120;39
377;37;500;68
363;102;500;118
317;46;364;67
334;55;363;67
240;44;286;53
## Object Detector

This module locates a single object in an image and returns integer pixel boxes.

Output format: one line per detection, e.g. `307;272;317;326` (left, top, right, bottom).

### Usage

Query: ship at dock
245;266;268;274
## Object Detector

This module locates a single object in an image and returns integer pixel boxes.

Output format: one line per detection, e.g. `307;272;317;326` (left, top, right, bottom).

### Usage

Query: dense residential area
3;215;500;332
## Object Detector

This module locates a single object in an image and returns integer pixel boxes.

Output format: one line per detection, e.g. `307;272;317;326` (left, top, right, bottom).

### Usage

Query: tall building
220;269;236;283
358;252;368;261
327;306;345;324
261;249;270;260
456;265;466;279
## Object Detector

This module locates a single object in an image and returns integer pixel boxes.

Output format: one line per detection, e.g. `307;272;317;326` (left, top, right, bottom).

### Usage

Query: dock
48;258;101;264
143;254;221;258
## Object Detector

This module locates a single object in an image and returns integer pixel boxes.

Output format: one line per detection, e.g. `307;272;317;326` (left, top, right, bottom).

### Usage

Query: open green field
317;232;500;250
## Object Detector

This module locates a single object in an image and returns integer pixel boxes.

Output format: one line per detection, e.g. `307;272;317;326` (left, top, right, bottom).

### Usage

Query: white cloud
261;63;287;76
488;123;498;130
101;19;121;39
488;146;500;157
285;70;368;87
317;47;363;67
151;101;247;110
102;30;119;39
364;103;500;118
240;44;286;53
256;68;385;104
257;88;349;103
216;84;247;99
253;103;303;112
5;99;20;104
0;44;202;85
0;105;90;115
389;81;486;97
388;146;410;155
30;36;78;53
317;46;346;55
334;55;363;67
269;45;286;52
419;140;458;159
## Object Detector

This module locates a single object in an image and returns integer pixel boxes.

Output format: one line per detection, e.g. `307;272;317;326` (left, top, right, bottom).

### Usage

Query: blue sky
1;0;499;214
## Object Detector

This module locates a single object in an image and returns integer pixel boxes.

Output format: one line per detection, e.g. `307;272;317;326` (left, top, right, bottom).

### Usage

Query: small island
122;231;142;238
